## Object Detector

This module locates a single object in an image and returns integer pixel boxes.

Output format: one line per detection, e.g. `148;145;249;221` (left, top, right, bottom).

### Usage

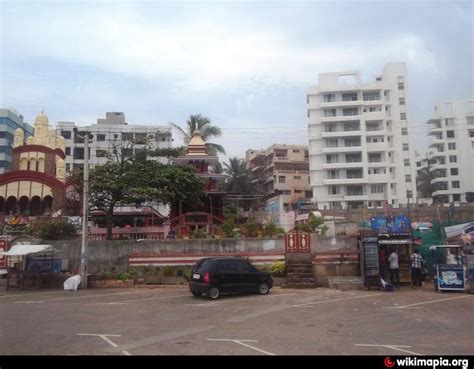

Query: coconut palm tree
223;157;253;194
171;114;225;156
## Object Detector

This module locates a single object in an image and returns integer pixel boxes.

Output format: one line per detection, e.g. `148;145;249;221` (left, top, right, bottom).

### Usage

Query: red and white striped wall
129;252;285;267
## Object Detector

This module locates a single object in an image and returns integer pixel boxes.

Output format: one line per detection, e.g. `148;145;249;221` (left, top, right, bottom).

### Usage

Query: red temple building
170;130;226;238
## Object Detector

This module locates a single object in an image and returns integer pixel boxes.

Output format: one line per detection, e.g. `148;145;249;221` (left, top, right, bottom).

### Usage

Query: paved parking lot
0;286;473;355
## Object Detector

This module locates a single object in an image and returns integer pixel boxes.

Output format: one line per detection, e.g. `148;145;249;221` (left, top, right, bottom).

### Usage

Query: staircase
285;258;316;288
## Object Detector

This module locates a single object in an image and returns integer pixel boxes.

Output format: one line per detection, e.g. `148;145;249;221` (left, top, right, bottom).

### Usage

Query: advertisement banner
437;264;465;290
370;215;412;234
444;222;474;246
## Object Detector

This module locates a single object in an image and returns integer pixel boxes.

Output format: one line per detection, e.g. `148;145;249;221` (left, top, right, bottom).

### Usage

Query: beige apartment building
245;144;312;208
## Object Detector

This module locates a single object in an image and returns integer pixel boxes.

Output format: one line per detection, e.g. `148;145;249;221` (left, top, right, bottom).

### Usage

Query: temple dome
34;112;49;126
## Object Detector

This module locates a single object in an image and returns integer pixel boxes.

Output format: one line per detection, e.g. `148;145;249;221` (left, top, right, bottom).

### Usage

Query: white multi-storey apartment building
427;100;474;203
56;112;172;173
307;62;417;210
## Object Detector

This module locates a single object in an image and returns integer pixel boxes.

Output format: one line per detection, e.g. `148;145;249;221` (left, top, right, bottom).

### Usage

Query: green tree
38;220;77;240
294;212;327;235
171;114;225;156
417;168;435;199
87;157;205;240
263;221;285;237
222;157;253;194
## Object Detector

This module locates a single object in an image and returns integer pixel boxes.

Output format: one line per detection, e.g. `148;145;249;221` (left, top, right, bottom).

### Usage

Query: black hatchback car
189;257;273;300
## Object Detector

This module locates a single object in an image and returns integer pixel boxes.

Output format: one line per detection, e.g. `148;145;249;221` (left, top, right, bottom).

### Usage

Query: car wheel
191;290;201;297
208;286;220;300
257;282;270;295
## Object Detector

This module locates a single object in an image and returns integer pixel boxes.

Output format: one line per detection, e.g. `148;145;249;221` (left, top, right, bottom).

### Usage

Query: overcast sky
1;0;472;159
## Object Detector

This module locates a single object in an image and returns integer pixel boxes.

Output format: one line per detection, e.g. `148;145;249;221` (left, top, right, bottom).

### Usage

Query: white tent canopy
0;244;54;256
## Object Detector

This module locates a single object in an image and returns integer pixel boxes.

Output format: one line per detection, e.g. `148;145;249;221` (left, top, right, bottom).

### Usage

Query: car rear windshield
194;259;214;273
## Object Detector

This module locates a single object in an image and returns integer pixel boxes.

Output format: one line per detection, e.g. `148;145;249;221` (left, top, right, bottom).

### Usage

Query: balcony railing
347;191;364;196
346;174;363;179
344;142;361;147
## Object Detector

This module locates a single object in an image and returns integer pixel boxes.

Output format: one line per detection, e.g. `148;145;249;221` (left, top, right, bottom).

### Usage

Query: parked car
189;257;273;300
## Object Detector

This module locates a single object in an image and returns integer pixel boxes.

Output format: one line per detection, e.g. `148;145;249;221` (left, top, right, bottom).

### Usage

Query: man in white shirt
388;249;400;288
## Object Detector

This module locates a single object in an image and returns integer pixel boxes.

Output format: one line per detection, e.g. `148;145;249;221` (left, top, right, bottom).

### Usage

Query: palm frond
170;122;190;142
206;143;226;155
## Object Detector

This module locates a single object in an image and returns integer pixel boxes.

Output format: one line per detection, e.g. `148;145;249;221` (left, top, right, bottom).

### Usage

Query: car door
215;260;238;292
235;260;258;291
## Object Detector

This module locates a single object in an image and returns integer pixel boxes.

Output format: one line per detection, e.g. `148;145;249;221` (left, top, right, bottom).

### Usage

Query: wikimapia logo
384;356;470;369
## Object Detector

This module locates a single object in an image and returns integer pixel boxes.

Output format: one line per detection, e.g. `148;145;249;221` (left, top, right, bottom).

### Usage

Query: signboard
436;264;465;291
370;215;412;234
444;222;474;246
285;232;311;253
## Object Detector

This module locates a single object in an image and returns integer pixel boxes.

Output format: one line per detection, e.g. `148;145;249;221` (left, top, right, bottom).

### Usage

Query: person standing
410;248;424;288
388;249;400;288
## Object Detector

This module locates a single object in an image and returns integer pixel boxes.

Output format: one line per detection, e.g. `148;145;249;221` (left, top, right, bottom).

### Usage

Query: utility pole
75;129;92;289
406;190;412;219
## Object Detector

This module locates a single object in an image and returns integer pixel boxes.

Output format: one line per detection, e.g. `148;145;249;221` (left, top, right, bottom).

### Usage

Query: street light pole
76;130;91;289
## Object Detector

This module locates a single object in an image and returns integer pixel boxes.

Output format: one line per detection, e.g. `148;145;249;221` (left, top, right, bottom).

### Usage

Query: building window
294;176;301;180
404;159;410;166
96;134;106;141
400;112;406;120
326;154;338;163
399;98;405;105
282;190;291;195
294;190;302;194
328;170;339;179
323;93;335;102
305;191;312;198
403;143;409;151
329;186;339;195
446;130;455;138
453;194;461;201
326;139;338;148
452;181;460;189
346;169;363;179
398;82;404;90
368;153;382;163
278;176;286;183
73;147;84;160
370;184;384;193
60;130;72;139
65;147;71;156
292;149;300;153
405;175;411;182
451;168;459;176
448;142;456;150
449;155;457;163
324;109;337;117
401;128;408;135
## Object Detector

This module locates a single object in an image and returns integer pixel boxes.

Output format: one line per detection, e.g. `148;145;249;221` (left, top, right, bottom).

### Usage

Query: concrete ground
0;285;473;356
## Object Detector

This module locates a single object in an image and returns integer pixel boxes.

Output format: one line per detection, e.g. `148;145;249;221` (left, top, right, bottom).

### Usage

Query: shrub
38;220;77;240
270;261;286;277
176;269;184;277
222;218;236;238
190;229;206;239
263;221;285;237
116;269;135;281
163;266;173;277
243;219;259;238
183;269;192;281
294;212;326;234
